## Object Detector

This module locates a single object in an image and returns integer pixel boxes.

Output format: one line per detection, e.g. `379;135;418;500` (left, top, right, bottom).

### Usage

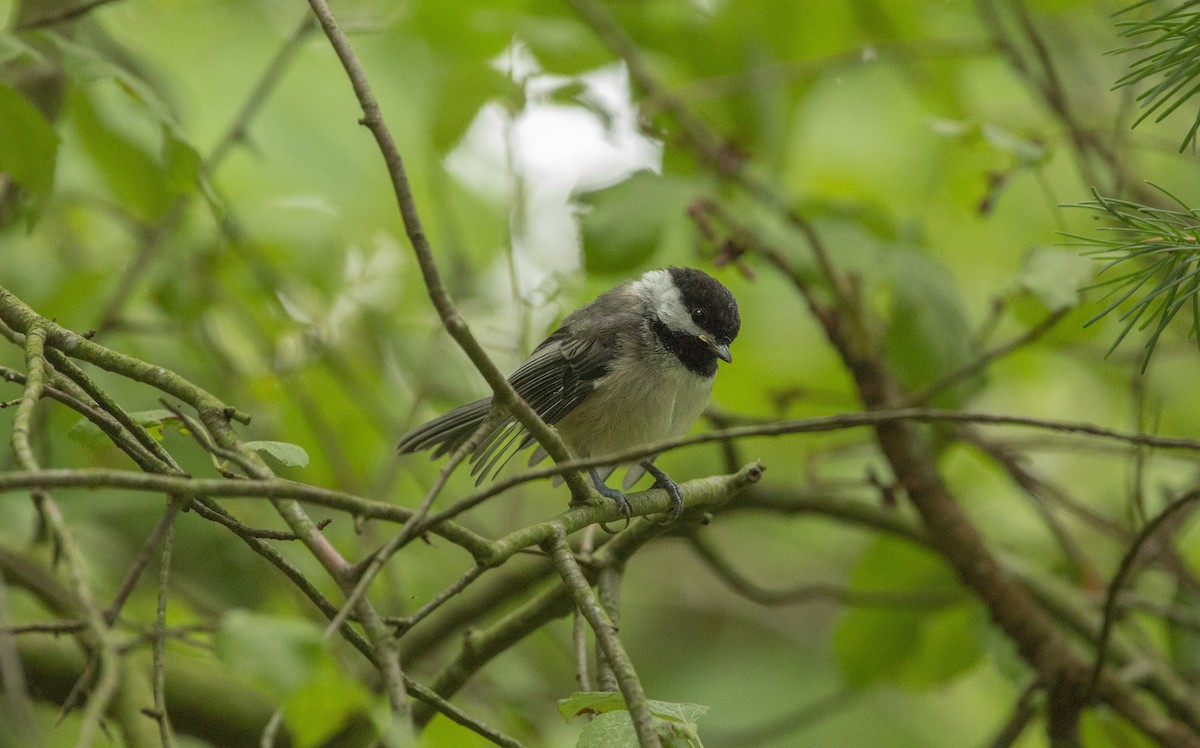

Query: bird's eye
691;307;705;324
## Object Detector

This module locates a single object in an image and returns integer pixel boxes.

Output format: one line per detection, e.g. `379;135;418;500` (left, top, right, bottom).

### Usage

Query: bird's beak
702;336;733;363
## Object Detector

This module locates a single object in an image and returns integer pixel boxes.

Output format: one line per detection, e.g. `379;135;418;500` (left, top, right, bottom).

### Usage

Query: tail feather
396;398;492;456
400;399;636;487
471;422;527;485
397;398;539;482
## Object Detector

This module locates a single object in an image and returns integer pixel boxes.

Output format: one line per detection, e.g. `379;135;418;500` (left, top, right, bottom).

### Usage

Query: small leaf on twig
68;408;183;448
246;440;310;468
559;691;709;746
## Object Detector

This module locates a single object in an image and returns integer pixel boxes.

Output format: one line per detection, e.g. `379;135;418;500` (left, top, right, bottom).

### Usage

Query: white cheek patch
631;269;703;336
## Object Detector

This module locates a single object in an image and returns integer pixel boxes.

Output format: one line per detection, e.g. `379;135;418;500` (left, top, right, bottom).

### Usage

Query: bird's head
635;267;740;375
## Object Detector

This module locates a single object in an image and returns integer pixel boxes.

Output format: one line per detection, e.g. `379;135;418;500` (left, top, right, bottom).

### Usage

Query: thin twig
403;676;527;748
388;564;486;636
207;15;316;169
905;308;1069;406
708;688;856;747
1085;490;1200;703
0;568;41;747
987;680;1041;748
45;349;179;471
13;0;120;29
2;362;168;474
690;533;962;609
159;399;256;474
0;466;488;553
2;291;418;727
152;508;177;748
2;621;88;635
0;288;250;425
544;526;659;748
962;429;1102;589
13;322;120;748
335;409;507;637
594;564;622;693
574;526;597;692
106;501;186;624
573;609;592;692
3;404;1200;530
188;502;324;540
192;500;373;660
976;0;1156;205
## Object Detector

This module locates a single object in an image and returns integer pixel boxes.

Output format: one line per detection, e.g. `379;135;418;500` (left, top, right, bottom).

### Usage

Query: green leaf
659;719;705;748
652;701;709;724
53;34;179;125
402;0;529;153
560;692;708;747
899;603;983;689
68;408;183;448
246;440;310;468
834;537;979;690
67;418;117;449
129;408;185;425
69;88;171;222
0;82;59;213
214;610;325;696
432;60;515;154
576;171;702;273
1015;246;1095;312
283;659;374;747
516;9;611;74
573;710;705;748
217;611;378;745
883;247;979;407
54;34;203;220
163;124;202;196
981;123;1048;167
559;691;630;719
578;712;639;748
835;600;924;688
558;692;708;722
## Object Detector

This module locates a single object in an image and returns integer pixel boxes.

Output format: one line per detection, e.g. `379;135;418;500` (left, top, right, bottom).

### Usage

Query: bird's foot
641;462;684;523
588;467;631;533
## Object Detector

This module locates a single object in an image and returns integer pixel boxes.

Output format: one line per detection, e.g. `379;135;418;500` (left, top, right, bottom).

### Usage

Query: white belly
554;357;714;459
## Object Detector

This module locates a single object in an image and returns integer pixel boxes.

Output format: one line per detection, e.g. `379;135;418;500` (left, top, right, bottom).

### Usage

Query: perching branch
544;526;659;748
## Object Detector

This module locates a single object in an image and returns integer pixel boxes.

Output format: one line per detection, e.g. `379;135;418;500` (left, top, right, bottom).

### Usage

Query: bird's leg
640;462;684;521
587;467;632;521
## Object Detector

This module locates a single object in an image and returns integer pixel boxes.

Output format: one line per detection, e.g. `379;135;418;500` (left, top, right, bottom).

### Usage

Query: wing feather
397;398;491;456
397;288;641;480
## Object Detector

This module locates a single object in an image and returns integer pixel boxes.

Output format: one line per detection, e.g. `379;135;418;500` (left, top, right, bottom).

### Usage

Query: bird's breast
554;358;715;458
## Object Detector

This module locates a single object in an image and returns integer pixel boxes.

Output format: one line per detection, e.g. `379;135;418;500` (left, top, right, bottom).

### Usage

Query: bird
396;266;741;520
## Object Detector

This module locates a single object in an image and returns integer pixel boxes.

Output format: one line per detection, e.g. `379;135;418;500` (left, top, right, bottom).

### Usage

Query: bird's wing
512;326;614;421
399;283;645;483
469;323;619;483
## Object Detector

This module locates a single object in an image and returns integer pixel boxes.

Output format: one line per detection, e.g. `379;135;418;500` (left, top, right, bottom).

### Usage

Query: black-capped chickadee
397;267;741;519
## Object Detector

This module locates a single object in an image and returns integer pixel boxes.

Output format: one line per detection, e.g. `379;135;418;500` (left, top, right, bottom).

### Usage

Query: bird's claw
589;468;632;533
641;462;684;523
